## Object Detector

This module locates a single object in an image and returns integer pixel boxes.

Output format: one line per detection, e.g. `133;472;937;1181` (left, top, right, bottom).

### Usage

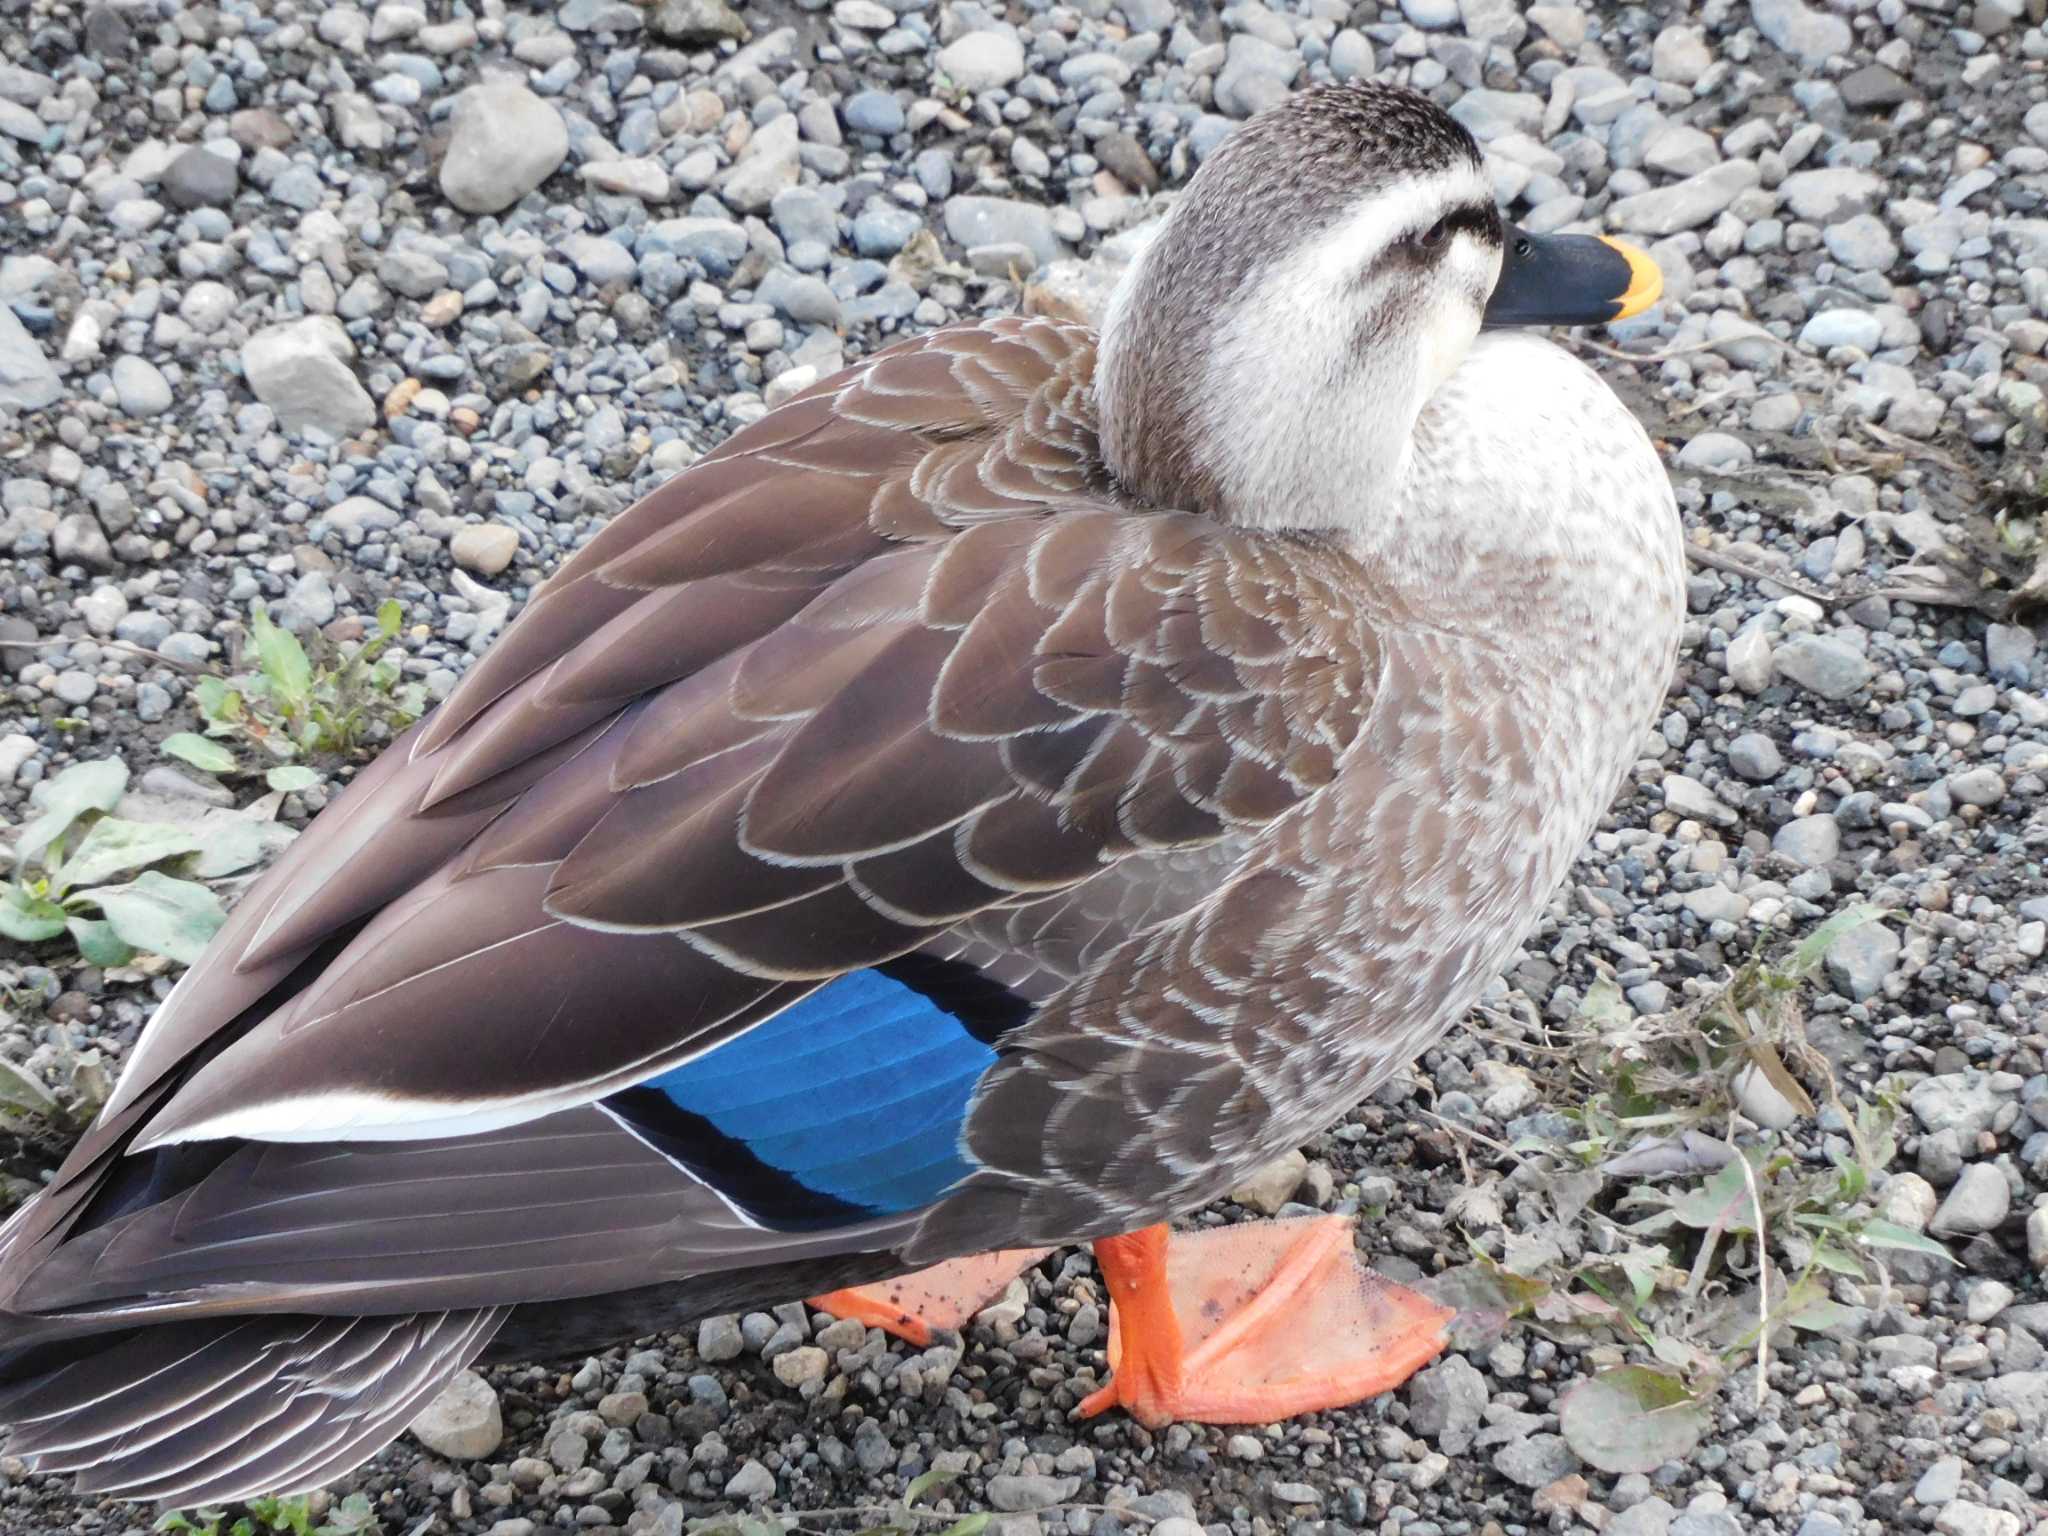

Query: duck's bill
1481;228;1663;329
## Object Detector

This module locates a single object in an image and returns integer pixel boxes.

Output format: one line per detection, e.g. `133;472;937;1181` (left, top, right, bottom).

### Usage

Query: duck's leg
808;1247;1054;1347
1078;1215;1453;1426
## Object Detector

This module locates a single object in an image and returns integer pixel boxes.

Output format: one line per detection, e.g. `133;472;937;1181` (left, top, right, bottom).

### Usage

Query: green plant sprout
161;599;425;790
1428;903;1953;1474
0;758;257;967
154;1491;379;1536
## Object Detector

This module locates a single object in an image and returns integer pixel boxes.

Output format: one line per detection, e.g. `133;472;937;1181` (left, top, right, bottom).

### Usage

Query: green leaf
1557;1365;1708;1473
265;764;320;793
0;1055;59;1117
68;915;136;967
182;818;277;879
1857;1218;1959;1264
903;1467;961;1508
193;676;236;722
1789;903;1887;979
377;598;403;638
1661;1158;1760;1234
0;883;68;943
90;871;226;965
52;817;210;892
1575;974;1634;1029
13;758;128;868
251;604;313;709
936;1517;991;1536
160;732;239;774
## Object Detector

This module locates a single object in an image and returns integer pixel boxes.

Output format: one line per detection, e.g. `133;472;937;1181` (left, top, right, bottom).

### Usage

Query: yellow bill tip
1597;236;1664;320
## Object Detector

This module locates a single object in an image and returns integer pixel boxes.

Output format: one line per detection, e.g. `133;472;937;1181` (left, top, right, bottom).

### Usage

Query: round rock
934;31;1025;92
440;82;569;214
409;1369;503;1461
451;523;520;576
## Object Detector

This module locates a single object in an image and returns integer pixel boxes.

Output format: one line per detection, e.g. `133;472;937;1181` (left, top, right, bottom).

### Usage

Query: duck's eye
1415;218;1449;251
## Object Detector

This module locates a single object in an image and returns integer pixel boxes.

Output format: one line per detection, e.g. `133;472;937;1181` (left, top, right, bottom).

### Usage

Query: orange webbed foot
1078;1215;1453;1427
808;1247;1054;1348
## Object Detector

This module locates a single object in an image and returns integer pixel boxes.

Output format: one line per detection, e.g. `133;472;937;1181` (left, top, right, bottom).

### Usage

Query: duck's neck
1093;242;1440;533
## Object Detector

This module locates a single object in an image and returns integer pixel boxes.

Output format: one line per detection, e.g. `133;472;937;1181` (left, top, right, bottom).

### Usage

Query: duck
0;80;1683;1506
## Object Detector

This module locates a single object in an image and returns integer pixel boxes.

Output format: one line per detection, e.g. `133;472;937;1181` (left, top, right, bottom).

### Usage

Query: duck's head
1095;81;1662;532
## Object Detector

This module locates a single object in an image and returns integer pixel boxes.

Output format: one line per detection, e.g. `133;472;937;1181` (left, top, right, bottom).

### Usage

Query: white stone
1229;1149;1308;1215
451;523;520;576
935;31;1025;93
111;355;172;416
241;316;375;437
581;157;671;201
409;1369;503;1460
439;82;568;215
0;304;60;411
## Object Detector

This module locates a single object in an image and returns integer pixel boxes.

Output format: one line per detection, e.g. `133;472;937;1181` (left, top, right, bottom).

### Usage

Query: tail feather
0;1307;507;1505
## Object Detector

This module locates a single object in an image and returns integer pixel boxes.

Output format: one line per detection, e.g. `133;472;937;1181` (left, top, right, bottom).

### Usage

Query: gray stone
649;0;747;44
1651;26;1711;84
842;90;904;137
1329;30;1374;81
0;306;60;412
1610;1500;1677;1536
723;1460;774;1500
1400;0;1460;27
1801;309;1883;352
1825;919;1900;1002
1405;1354;1485;1453
1839;64;1913;110
560;233;636;287
1675;431;1753;471
241;317;374;437
720;114;800;214
1933;1504;2021;1536
440;83;568;214
1823;214;1898;272
451;523;520;576
581;158;670;201
1945;767;2005;808
1663;773;1736;826
1727;732;1781;781
987;1476;1079;1512
945;196;1063;268
1775;634;1871;700
1726;628;1775;694
1984;624;2036;686
935;31;1025;92
1493;1433;1578;1489
410;1370;504;1460
1909;1074;2006;1140
162;144;238;209
1930;1164;2009;1237
1214;34;1301;119
852;203;922;258
755;268;841;326
1645;125;1720;179
1915;1457;1965;1506
696;1314;744;1362
645;217;748;278
1608;161;1761;236
1448;89;1542;142
1229;1150;1306;1215
111;355;172;417
1752;0;1851;65
1779;168;1883;221
1773;815;1839;868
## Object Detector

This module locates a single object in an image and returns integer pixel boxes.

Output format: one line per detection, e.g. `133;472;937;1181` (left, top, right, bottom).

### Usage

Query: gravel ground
3;0;2048;1533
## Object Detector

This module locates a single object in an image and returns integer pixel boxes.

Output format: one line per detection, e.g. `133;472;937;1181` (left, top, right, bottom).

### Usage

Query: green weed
161;599;424;791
